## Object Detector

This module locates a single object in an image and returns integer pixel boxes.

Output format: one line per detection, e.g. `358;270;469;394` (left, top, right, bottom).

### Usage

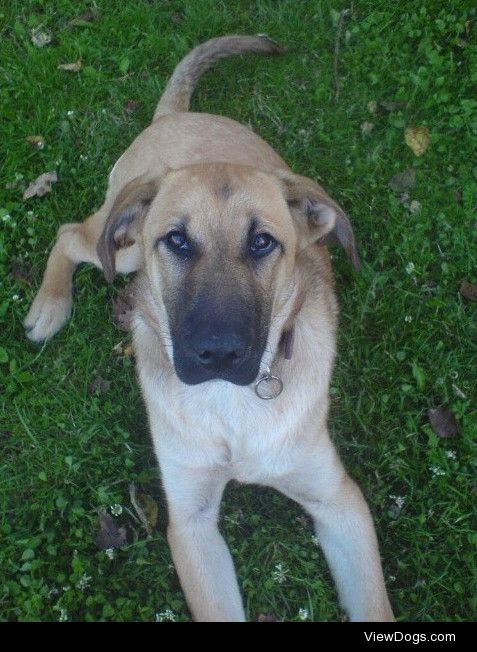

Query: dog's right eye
163;231;194;257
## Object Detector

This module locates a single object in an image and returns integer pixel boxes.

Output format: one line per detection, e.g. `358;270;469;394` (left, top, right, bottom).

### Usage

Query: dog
25;35;394;622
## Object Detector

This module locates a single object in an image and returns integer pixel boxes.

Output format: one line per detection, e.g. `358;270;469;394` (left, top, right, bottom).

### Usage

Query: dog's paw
24;292;72;343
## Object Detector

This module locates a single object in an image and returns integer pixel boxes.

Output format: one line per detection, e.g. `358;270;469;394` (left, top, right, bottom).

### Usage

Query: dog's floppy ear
97;175;161;283
276;170;360;271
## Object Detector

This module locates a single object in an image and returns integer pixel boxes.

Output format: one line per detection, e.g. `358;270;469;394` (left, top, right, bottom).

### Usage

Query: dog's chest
145;375;313;485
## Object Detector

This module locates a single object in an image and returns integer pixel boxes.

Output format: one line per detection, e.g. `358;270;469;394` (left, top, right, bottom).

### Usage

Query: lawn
1;0;476;622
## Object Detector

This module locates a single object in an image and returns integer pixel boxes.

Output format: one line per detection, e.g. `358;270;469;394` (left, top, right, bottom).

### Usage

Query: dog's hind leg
24;209;141;343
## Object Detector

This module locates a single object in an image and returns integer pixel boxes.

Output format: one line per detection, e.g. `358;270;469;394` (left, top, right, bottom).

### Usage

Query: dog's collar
254;285;304;400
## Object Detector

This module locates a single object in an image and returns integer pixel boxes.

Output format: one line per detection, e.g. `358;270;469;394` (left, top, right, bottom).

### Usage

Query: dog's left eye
164;230;194;257
249;233;277;258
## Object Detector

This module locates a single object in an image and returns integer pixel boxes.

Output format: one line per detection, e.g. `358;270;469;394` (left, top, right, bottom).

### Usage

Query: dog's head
98;163;358;385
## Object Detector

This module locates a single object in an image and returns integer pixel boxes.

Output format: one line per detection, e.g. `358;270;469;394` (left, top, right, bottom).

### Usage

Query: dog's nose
192;333;247;370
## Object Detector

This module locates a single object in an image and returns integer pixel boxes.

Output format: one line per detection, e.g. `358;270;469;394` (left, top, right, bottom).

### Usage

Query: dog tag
254;367;283;400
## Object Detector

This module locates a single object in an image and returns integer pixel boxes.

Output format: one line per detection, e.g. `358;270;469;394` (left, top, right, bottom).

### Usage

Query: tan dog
25;36;394;622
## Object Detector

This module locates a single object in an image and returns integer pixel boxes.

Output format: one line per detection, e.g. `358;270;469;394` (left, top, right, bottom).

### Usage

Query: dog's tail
153;35;285;121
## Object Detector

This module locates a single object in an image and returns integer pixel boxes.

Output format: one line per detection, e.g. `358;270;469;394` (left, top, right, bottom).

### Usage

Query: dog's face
98;163;358;385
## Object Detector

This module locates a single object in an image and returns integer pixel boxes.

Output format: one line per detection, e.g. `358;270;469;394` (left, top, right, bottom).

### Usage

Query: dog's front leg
160;459;245;622
273;438;394;622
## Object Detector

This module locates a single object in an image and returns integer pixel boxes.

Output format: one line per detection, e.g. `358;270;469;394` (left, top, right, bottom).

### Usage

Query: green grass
1;0;476;622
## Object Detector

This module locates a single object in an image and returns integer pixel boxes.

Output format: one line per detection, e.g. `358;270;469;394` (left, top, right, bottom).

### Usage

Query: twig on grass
333;8;351;101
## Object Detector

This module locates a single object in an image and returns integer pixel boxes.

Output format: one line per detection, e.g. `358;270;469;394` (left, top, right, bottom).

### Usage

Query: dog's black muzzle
171;295;264;386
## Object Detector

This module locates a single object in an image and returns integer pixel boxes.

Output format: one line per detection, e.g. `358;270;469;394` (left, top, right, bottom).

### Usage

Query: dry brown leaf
389;168;416;194
23;171;58;200
459;281;477;302
58;60;82;72
428;407;458;439
381;100;406;112
140;493;159;535
124;100;139;115
95;509;128;549
113;340;134;357
25;135;45;149
87;374;111;395
113;289;135;331
367;100;378;115
360;121;374;135
10;260;33;285
129;483;159;535
258;613;277;622
30;26;53;48
405;126;430;156
67;9;98;27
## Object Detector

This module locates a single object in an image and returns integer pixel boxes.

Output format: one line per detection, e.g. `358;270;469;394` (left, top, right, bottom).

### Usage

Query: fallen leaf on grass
23;171;57;200
129;483;159;535
67;10;98;28
30;26;53;48
10;260;33;285
459;281;477;302
124;100;139;115
95;509;128;549
389;168;416;194
141;493;159;534
405;126;430;157
87;374;111;395
25;135;45;149
428;407;458;439
113;288;135;331
381;100;406;112
367;100;378;115
360;121;374;135
258;613;277;622
58;60;82;72
113;340;134;357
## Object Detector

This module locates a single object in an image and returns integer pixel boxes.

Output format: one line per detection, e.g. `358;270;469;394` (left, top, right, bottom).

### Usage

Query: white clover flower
59;608;68;622
429;465;445;477
405;262;415;274
105;548;115;560
311;535;320;546
155;609;177;622
67;110;75;117
110;503;123;516
76;573;92;591
389;495;405;510
404;315;412;323
272;563;288;584
298;607;309;621
388;575;396;583
445;450;457;460
2;214;11;222
12;294;20;301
